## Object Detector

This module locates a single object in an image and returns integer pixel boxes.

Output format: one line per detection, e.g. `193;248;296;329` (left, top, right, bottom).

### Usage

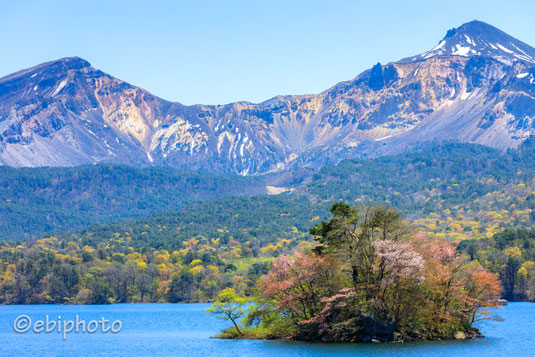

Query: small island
208;202;501;343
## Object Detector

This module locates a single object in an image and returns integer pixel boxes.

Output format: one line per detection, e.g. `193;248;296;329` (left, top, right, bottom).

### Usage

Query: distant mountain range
1;20;534;174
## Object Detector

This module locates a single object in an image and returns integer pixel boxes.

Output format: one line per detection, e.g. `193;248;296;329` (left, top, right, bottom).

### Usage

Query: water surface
0;302;531;356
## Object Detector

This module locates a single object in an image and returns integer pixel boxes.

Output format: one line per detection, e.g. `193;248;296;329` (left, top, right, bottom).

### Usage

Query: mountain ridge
1;20;534;174
401;20;535;64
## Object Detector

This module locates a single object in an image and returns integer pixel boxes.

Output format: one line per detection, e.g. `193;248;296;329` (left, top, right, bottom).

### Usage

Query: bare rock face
1;20;534;174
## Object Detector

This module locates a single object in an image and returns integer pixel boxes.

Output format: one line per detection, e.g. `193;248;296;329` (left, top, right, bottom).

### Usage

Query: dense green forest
2;140;535;242
0;164;265;239
303;141;535;210
1;140;535;304
46;141;535;250
68;195;329;250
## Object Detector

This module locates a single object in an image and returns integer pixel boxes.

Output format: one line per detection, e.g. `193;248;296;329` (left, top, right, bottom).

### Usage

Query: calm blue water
0;302;532;356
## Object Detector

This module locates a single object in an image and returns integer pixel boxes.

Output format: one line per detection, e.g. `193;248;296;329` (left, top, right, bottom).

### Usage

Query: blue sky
1;0;534;105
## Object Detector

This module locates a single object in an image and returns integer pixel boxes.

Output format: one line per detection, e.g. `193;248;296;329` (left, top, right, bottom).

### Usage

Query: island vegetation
210;203;501;343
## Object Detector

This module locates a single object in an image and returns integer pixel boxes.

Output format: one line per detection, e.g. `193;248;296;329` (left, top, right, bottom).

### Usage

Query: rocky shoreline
215;323;485;343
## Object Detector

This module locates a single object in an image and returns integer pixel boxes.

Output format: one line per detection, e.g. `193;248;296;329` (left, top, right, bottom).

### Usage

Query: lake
0;302;532;356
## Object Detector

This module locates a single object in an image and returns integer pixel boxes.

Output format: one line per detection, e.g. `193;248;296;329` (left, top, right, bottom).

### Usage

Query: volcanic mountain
1;20;534;174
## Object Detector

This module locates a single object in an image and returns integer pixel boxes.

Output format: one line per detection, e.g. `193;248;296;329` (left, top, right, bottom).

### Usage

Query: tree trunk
231;318;242;334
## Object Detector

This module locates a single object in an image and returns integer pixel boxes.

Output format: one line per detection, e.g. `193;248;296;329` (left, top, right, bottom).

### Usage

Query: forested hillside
0;164;265;239
303;141;535;210
2;140;535;242
1;141;535;304
52;139;535;246
0;196;323;304
302;141;535;241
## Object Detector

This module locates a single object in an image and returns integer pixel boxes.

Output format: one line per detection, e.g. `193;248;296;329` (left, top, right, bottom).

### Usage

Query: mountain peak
0;56;91;84
52;56;91;67
451;20;501;36
27;56;92;74
401;21;535;65
1;24;535;174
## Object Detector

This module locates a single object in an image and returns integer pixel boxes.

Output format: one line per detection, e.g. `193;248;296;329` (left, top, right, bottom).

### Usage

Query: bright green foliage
458;228;535;301
0;234;280;304
207;288;247;334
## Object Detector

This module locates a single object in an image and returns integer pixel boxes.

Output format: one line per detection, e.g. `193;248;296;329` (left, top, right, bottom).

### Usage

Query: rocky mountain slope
1;20;534;174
